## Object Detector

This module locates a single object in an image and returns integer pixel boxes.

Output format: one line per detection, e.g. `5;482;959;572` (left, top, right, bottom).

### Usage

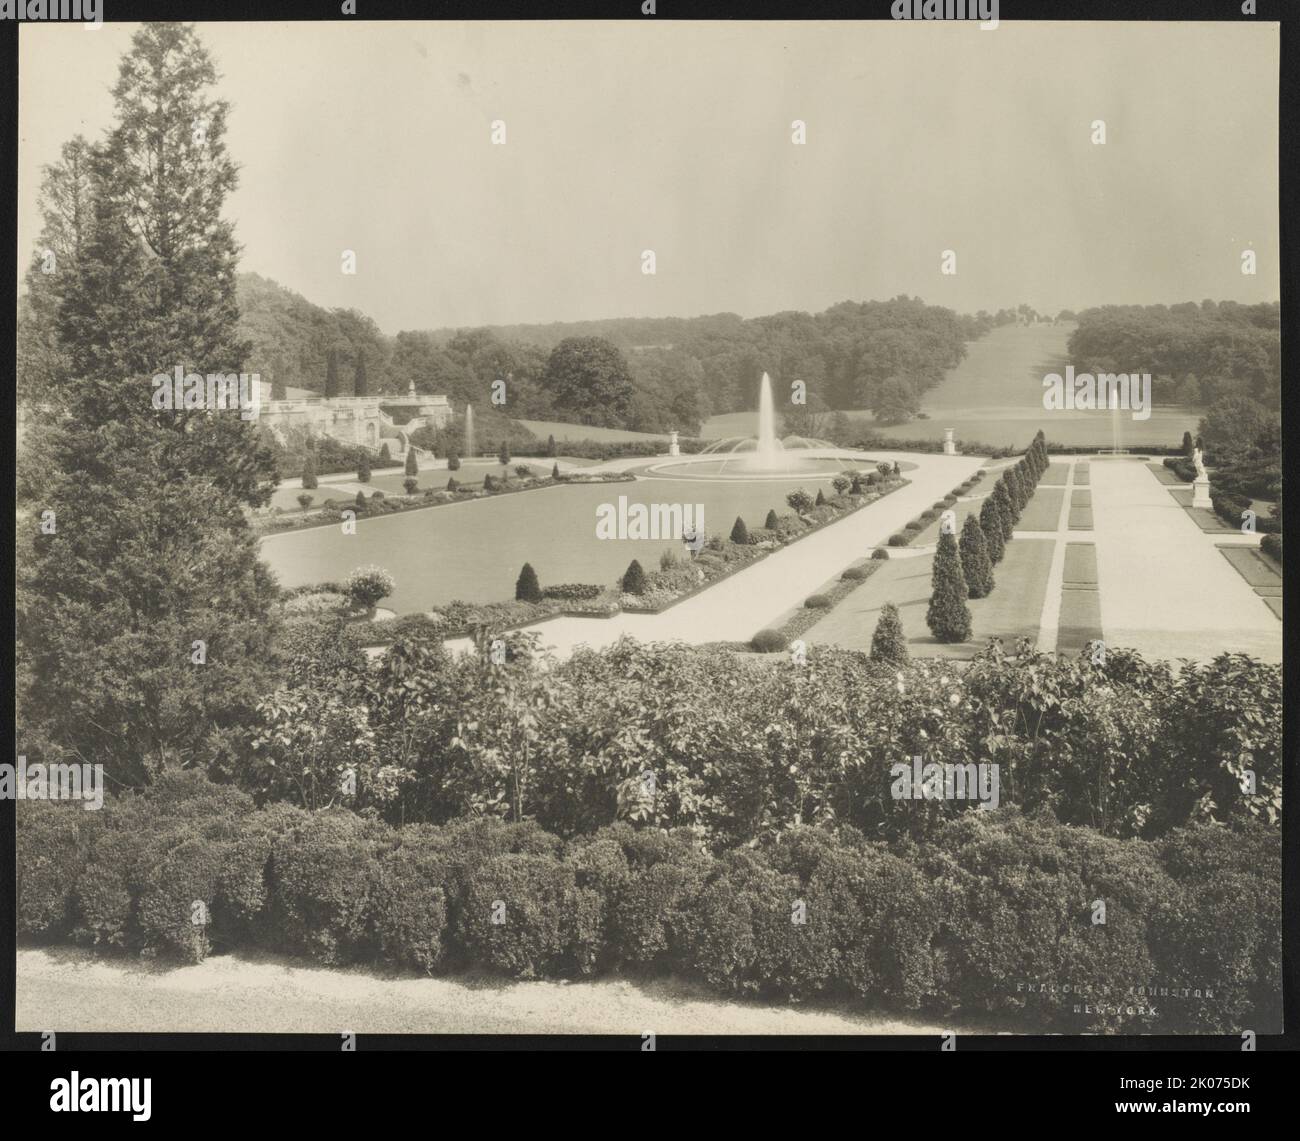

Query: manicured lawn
1058;589;1103;655
1016;488;1064;531
803;537;1055;659
1062;542;1099;586
1038;463;1069;486
260;473;845;612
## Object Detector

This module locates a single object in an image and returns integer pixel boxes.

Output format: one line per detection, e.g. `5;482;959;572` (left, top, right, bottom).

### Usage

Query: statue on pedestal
668;430;681;457
1191;446;1212;508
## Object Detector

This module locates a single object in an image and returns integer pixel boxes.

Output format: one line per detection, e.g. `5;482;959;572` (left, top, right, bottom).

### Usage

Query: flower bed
254;470;636;536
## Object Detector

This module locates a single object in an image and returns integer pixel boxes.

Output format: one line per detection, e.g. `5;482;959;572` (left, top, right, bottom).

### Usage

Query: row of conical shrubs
925;431;1050;643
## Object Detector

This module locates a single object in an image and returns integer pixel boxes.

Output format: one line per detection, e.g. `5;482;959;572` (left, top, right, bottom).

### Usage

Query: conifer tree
979;494;1006;563
622;559;648;595
730;516;751;544
959;514;995;598
926;531;971;643
870;602;909;664
515;562;542;603
765;509;779;529
991;480;1016;542
16;24;278;786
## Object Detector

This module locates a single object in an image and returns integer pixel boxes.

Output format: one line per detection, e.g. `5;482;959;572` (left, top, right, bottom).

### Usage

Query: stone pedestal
668;430;681;457
942;428;956;456
1192;477;1212;509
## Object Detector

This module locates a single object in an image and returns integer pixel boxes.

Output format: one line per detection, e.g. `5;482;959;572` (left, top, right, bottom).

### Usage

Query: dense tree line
1068;301;1280;407
214;281;1001;435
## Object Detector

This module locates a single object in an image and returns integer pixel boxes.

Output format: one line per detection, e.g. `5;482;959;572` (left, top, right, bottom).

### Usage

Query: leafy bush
871;547;889;559
750;629;788;653
269;810;383;965
840;565;870;580
16;801;95;939
904;521;924;533
887;532;909;546
541;583;603;601
1163;456;1196;482
345;565;395;609
675;850;802;996
457;854;601;979
369;833;450;974
804;594;832;609
137;837;231;962
1260;533;1281;563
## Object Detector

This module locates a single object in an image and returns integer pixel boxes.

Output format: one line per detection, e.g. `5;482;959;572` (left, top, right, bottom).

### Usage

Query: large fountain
689;372;854;476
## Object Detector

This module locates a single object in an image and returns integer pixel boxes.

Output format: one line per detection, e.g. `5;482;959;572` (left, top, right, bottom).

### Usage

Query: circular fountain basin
650;456;861;479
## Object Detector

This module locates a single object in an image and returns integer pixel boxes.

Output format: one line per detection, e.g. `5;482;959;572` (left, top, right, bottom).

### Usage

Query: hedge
16;783;1280;1033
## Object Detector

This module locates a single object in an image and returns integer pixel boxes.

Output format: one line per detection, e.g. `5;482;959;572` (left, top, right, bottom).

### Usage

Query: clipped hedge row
1211;489;1281;533
16;776;1280;1033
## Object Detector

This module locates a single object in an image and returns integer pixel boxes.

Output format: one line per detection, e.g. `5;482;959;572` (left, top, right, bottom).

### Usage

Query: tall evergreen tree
979;494;1006;563
16;24;278;787
301;448;318;490
1003;469;1024;520
926;531;971;643
405;448;419;477
357;449;371;483
959;514;995;598
991;481;1015;542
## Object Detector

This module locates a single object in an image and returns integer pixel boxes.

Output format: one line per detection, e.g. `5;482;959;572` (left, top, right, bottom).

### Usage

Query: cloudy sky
18;20;1280;333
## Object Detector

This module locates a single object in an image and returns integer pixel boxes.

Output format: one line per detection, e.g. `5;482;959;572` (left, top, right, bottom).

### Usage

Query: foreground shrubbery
17;777;1279;1033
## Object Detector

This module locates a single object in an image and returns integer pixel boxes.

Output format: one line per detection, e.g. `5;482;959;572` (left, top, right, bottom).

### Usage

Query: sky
17;19;1280;334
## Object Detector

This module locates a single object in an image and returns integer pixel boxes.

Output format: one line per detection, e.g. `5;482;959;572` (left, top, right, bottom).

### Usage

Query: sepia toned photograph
10;12;1284;1051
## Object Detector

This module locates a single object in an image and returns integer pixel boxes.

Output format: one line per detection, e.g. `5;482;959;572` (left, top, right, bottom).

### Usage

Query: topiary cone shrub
515;562;542;603
765;509;779;529
870;601;908;663
730;516;751;544
622;559;649;595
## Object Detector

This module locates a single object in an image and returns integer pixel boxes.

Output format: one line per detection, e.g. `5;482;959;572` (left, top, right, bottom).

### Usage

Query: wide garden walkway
1088;460;1281;662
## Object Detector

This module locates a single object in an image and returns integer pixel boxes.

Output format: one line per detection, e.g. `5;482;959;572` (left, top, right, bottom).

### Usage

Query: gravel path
17;948;970;1037
1090;461;1280;661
